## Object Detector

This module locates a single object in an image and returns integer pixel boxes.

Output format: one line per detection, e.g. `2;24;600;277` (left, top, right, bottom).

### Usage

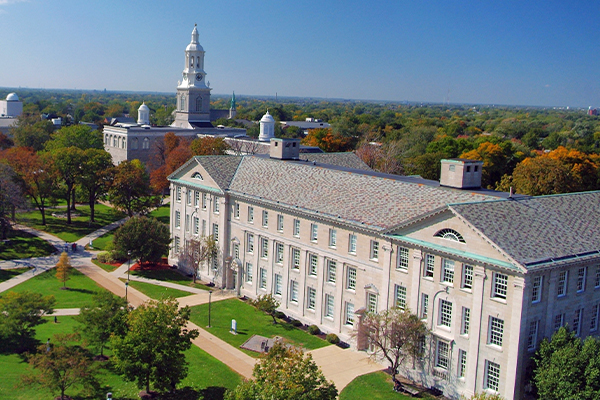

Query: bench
401;385;420;397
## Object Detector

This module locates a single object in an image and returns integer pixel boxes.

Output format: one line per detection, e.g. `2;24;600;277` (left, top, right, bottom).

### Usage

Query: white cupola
259;110;276;142
138;102;150;125
178;24;208;90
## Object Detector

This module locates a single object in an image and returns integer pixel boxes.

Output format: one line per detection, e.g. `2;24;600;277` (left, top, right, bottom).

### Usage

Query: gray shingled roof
450;191;600;266
297;152;372;171
193;156;243;190
228;157;497;231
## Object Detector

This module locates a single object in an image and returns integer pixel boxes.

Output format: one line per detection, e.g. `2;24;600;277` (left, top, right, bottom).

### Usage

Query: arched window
180;95;185;111
191;172;203;180
122;137;126;149
113;136;117;147
132;138;138;150
434;229;466;243
190;56;194;67
142;137;150;150
196;97;202;113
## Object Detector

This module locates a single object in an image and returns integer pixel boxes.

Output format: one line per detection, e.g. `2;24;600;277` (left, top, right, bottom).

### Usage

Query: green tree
190;136;230;155
51;146;85;224
225;342;337;400
113;216;171;265
77;148;113;222
111;298;199;394
0;291;55;352
55;252;73;289
22;333;100;400
108;159;157;217
75;291;128;358
533;326;600;400
251;294;281;324
10;116;54;151
44;124;103;152
0;163;25;240
178;235;218;283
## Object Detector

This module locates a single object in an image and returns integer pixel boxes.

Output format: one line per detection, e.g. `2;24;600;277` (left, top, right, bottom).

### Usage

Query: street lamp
125;281;129;302
127;251;131;281
208;290;212;328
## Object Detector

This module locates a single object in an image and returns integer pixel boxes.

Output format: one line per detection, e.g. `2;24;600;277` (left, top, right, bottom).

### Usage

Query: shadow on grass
63;288;98;296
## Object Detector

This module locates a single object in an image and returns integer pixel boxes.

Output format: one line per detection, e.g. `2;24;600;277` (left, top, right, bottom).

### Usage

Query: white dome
6;93;19;101
138;103;149;111
260;111;275;123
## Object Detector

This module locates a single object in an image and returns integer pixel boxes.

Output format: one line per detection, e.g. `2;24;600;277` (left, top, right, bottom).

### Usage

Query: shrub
97;251;114;264
308;325;321;335
274;311;286;319
326;333;340;344
291;319;303;327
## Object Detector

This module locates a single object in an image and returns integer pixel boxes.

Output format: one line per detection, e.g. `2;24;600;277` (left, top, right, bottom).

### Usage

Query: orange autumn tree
302;128;352;152
55;252;73;289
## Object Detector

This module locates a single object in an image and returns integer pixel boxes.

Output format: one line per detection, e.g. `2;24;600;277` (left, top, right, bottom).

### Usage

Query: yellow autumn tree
55;252;73;289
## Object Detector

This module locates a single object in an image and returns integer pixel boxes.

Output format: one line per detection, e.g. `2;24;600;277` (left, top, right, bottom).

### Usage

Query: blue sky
1;0;598;107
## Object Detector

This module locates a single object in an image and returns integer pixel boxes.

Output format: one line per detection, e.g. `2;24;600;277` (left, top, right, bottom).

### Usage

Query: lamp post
125;281;129;302
208;290;212;328
127;251;131;281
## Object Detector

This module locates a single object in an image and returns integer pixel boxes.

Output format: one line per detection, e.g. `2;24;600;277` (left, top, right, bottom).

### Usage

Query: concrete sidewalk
0;256;58;292
75;217;128;249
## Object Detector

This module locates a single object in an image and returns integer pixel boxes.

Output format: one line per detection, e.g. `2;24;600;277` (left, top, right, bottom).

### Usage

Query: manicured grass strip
89;232;114;251
340;371;437;400
148;204;170;224
120;279;194;300
17;204;125;242
189;298;329;357
0;230;55;260
132;269;212;291
7;268;107;308
0;267;32;283
91;259;120;273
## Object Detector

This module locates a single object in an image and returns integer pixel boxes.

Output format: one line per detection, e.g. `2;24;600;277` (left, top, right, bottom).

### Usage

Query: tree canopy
108;159;157;217
113;216;171;265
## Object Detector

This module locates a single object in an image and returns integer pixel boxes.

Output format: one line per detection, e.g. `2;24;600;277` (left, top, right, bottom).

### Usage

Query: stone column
355;308;368;350
467;265;486;397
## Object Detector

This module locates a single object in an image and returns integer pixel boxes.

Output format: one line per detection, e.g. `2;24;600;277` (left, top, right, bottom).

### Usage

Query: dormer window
191;172;203;180
434;228;466;243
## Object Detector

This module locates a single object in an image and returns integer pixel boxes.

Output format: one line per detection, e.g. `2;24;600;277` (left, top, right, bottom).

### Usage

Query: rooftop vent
269;138;300;160
439;159;483;189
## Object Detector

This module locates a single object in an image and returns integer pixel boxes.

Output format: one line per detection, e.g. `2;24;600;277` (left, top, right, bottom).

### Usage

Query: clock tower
172;25;212;128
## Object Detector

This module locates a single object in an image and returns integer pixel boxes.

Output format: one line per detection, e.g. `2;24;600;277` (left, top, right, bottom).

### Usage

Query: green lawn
121;279;194;300
0;230;55;260
132;268;212;291
0;315;241;400
7;268;107;308
17;204;125;242
91;259;121;273
0;268;32;283
91;205;170;251
340;371;436;400
189;298;329;357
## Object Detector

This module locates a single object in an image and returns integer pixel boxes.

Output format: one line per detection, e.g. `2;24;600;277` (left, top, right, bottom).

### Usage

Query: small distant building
0;93;23;118
588;107;598;116
280;119;331;136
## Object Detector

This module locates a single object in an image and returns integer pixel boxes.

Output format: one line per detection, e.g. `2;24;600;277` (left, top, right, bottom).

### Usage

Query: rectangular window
439;299;452;328
291;248;300;270
398;247;409;271
290;281;298;302
348;234;357;254
532;276;543;303
527;320;539;351
395;285;407;310
174;236;180;253
247;234;254;253
591;304;600;332
202;193;207;209
194;191;199;207
554;313;565;331
462;265;473;289
175;211;181;228
202;219;206;236
442;259;455;284
370;240;379;260
574;308;583;336
212;223;219;242
596;268;600;288
262;210;268;228
347;267;357;290
329;229;337;247
436;340;449;370
577;267;587;293
176;186;181;202
461;307;470;335
185;214;190;232
421;294;429;319
275;242;284;264
260;238;268;259
186;189;191;205
248;206;254;222
233;243;240;259
308;254;318;276
259;268;267;289
193;216;199;235
234;202;240;219
310;224;318;242
274;274;282;295
275;215;283;232
493;273;508;300
345;302;355;325
458;350;467;378
558;270;568;297
213;197;220;213
489;317;504;347
485;360;501;392
325;294;334;318
307;287;316;310
367;293;378;313
245;263;253;283
424;254;435;277
326;259;337;283
293;219;300;237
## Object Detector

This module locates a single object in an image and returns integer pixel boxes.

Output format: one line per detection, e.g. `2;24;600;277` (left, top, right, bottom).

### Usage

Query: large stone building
167;140;600;400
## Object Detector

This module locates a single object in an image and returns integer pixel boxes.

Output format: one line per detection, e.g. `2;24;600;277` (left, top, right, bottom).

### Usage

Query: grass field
339;371;437;400
0;229;55;260
7;268;107;308
0;316;242;400
189;298;329;357
0;267;32;283
91;259;121;273
132;268;212;291
17;204;125;242
120;279;194;300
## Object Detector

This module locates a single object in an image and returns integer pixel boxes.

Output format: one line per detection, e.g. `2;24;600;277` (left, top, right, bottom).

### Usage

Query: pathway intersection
0;219;384;389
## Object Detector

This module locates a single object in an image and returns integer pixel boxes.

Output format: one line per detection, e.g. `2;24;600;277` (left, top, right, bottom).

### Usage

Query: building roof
296;152;372;170
450;191;600;267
